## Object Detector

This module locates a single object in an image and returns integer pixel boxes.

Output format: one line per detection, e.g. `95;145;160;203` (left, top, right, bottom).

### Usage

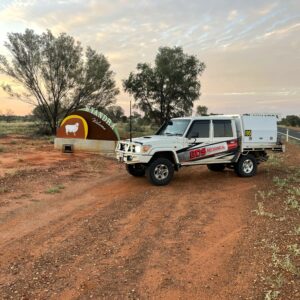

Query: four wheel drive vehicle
116;114;284;186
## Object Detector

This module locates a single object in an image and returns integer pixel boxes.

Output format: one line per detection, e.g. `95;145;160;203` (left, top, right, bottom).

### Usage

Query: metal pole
286;128;289;142
129;99;132;142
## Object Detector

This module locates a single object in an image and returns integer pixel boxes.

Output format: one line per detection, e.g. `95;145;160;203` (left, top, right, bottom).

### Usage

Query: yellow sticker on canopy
245;130;252;137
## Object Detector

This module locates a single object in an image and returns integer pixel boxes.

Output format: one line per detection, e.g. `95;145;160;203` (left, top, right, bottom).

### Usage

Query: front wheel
126;164;146;177
234;154;257;177
146;158;174;186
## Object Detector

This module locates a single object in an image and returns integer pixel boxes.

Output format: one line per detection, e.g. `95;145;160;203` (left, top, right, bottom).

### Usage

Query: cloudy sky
0;0;299;116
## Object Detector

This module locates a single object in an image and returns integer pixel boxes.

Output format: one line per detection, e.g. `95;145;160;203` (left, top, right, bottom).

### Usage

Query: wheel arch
241;150;268;163
148;151;179;169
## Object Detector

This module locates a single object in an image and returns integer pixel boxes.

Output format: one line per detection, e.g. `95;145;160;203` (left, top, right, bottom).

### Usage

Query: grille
119;143;137;153
120;143;125;151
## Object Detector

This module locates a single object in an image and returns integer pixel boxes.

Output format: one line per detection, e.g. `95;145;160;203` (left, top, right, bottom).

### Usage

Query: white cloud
258;2;279;15
227;9;238;21
264;22;300;38
0;0;299;115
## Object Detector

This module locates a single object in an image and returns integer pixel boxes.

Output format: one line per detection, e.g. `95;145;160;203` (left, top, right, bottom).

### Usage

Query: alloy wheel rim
154;164;169;180
242;159;254;173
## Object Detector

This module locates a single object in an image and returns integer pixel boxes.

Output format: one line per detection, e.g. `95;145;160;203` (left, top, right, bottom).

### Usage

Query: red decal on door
190;148;206;159
207;145;226;153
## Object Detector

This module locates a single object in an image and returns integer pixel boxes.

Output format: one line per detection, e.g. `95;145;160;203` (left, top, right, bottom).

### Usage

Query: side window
186;120;210;138
213;120;233;137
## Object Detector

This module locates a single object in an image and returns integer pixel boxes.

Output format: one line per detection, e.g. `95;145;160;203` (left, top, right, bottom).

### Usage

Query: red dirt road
0;137;272;299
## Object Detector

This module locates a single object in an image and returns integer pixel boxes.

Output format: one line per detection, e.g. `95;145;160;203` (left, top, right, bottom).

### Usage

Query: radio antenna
129;99;132;142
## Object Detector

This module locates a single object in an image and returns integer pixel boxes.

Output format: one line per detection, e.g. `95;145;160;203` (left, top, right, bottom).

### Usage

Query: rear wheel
234;154;257;177
207;164;225;172
126;164;145;177
146;158;174;186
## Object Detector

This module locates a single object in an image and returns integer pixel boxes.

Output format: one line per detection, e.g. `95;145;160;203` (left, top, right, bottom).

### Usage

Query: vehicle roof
173;113;278;121
172;115;239;120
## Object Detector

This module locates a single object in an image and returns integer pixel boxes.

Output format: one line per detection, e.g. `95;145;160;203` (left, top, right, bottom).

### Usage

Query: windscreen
157;119;190;136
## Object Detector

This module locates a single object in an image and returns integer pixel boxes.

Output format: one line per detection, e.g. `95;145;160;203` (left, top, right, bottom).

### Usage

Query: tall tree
123;46;205;125
196;105;208;116
104;105;125;123
0;29;119;134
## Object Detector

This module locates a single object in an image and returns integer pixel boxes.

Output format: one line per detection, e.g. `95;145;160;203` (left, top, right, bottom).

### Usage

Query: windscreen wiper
165;132;182;136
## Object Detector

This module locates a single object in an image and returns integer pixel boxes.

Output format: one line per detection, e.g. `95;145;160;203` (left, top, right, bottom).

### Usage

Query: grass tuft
272;251;299;275
285;195;300;211
0;187;9;194
293;226;300;235
266;153;284;168
45;184;65;194
272;176;288;189
253;201;276;218
265;290;280;300
288;244;300;256
257;190;274;201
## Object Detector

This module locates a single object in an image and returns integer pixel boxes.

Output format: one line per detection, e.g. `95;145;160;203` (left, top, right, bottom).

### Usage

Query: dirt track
0;136;274;299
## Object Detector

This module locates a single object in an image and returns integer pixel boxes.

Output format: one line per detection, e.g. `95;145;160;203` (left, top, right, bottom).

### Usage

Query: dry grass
0;121;36;136
254;145;300;299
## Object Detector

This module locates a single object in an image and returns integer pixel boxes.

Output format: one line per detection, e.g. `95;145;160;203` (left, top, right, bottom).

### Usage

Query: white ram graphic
65;123;79;136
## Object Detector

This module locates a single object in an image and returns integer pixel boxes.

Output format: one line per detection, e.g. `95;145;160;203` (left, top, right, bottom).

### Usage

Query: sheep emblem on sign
65;123;79;136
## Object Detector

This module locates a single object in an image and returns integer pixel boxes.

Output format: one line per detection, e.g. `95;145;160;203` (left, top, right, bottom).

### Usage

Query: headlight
135;145;141;153
134;144;151;153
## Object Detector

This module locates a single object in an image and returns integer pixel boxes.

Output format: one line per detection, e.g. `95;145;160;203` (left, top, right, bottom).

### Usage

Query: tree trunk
51;126;56;135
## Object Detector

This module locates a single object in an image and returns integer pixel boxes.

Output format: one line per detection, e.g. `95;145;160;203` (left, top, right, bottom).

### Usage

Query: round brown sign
56;108;120;141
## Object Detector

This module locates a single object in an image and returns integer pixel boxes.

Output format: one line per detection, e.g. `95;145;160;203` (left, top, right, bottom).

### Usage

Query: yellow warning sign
245;130;252;137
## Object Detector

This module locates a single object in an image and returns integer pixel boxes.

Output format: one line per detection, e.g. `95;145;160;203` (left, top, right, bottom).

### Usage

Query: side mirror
187;137;197;143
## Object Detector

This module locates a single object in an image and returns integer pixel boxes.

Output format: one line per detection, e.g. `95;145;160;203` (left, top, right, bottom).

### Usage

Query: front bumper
115;141;152;164
116;150;151;164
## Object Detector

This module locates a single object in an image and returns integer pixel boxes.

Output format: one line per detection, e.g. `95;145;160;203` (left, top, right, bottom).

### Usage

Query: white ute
116;114;284;185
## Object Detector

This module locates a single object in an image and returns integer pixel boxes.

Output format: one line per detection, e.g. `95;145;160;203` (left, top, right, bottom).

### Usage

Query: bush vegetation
279;115;300;127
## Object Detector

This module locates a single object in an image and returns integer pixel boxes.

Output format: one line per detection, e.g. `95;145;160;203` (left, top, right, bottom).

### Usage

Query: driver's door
178;120;212;164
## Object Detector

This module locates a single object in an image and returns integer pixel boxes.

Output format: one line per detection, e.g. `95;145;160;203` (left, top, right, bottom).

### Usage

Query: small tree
196;105;208;116
5;109;14;122
282;115;300;127
123;46;205;125
0;29;119;134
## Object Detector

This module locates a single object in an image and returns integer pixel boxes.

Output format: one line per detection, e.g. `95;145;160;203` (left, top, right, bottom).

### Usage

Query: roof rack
242;113;279;117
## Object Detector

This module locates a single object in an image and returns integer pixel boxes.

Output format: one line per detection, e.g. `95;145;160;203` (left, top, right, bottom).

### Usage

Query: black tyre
207;164;225;172
126;164;146;177
146;158;174;186
234;154;257;177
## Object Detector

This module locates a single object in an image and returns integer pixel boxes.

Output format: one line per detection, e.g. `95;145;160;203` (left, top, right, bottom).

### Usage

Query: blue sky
0;0;299;116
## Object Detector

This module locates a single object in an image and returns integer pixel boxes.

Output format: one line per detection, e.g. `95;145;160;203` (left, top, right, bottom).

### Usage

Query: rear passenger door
212;120;234;142
211;119;238;162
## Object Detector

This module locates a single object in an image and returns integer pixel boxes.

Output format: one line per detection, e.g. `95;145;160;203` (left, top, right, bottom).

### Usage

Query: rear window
213;120;233;137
